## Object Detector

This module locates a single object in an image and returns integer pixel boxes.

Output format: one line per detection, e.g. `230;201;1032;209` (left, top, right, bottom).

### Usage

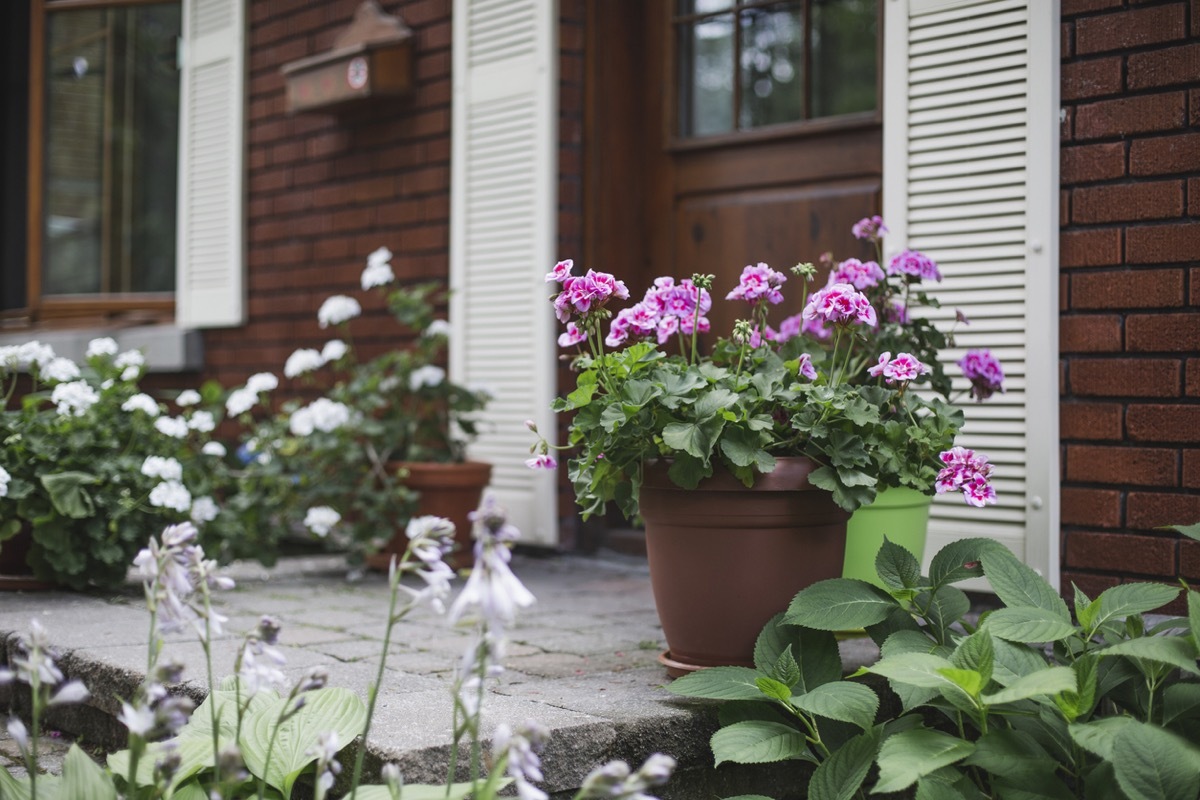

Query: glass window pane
676;0;735;14
811;0;878;118
738;3;804;130
677;16;735;138
42;4;180;297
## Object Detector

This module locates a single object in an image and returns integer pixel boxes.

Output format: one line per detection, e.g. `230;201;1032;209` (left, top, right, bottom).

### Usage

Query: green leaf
662;417;724;460
860;652;974;705
807;728;879;800
1189;589;1200;649
1074;583;1096;630
695;387;740;418
963;729;1058;784
875;537;924;591
1088;583;1181;633
981;548;1070;618
711;720;812;766
1069;717;1137;761
920;585;971;639
1098;635;1200;676
1112;720;1200;800
40;471;98;519
564;370;598;408
785;579;896;631
951;630;995;686
1163;682;1200;727
61;745;116;800
1054;655;1098;723
756;676;793;703
352;781;503;800
980;666;1076;705
667;454;711;489
719;427;775;473
1166;522;1200;541
771;644;801;688
873;728;975;794
792;682;879;731
666;666;769;701
0;771;61;800
915;777;976;800
928;538;997;588
985;607;1078;644
991;638;1051;686
937;668;985;698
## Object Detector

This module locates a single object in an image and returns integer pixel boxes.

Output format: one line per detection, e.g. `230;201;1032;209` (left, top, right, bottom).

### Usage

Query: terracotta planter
0;524;55;591
366;460;492;571
843;486;932;587
639;457;849;677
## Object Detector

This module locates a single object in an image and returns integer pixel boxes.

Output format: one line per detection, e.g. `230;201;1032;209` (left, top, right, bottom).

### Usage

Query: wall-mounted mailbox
281;0;413;114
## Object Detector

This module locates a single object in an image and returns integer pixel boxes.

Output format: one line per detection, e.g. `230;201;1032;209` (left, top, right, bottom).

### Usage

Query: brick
1128;42;1200;90
1064;531;1176;574
1061;488;1123;527
1072;181;1183;223
1193;268;1200;306
1127;405;1200;442
1127;221;1200;264
1185;450;1200;488
1189;359;1200;396
1130;132;1200;176
1076;5;1186;55
1060;315;1122;352
1061;402;1123;440
1126;313;1200;352
1063;22;1074;60
1061;0;1122;13
1070;358;1180;397
1182;540;1200;579
1067;445;1177;486
1071;270;1183;309
1127;492;1200;530
1075;93;1187;140
1191;180;1200;215
1060;228;1122;269
1062;57;1123;101
1060;571;1121;602
1061;142;1125;184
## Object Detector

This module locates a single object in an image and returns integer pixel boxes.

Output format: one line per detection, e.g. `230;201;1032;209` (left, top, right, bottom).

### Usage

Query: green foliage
679;536;1200;800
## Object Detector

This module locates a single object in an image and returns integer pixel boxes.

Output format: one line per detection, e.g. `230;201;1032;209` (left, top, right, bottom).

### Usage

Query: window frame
666;0;884;151
24;0;177;324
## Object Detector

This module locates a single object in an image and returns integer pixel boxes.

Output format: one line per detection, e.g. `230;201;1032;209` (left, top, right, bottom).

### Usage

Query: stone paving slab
0;551;882;795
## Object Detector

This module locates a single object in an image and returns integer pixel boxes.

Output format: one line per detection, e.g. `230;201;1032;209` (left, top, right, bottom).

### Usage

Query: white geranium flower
409;365;446;391
225;387;258;417
114;350;145;370
317;295;362;328
190;496;219;524
0;346;17;371
289;407;315;437
303;506;340;537
149;481;192;513
122;393;161;416
246;372;278;394
141;456;183;481
41;357;80;383
19;341;57;370
121;366;140;382
85;337;119;359
288;398;351;437
51;381;99;416
361;247;395;290
284;348;325;379
202;441;227;457
320;339;347;363
154;416;189;439
0;466;10;498
187;411;216;433
423;319;451;339
176;389;202;407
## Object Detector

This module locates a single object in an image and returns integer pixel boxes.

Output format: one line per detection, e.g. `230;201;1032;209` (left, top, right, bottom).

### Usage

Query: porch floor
0;551;880;797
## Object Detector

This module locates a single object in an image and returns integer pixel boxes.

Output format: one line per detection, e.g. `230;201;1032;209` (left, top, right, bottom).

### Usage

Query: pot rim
641;456;822;493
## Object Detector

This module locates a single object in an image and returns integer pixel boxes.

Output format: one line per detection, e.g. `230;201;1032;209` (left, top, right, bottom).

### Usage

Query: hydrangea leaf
1086;583;1180;634
1069;716;1136;761
752;615;841;694
873;728;975;794
951;630;995;686
785;578;895;631
984;607;1078;644
711;720;813;766
1097;635;1200;677
981;548;1070;619
1112;721;1200;800
792;682;879;731
928;538;998;588
875;537;924;591
980;666;1076;706
806;727;879;800
665;666;767;701
962;729;1059;785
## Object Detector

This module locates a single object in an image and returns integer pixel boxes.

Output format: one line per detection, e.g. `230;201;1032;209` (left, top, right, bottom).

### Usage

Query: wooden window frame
24;0;176;326
666;0;884;151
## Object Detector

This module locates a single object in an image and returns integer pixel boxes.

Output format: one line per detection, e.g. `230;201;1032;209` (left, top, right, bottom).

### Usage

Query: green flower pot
843;486;932;587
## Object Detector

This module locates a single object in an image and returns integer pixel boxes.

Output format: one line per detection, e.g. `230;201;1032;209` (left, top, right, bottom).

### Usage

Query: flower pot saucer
658;650;700;679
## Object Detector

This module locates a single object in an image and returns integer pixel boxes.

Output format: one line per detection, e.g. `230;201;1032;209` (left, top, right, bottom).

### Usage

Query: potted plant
246;247;493;568
528;260;995;675
0;340;226;590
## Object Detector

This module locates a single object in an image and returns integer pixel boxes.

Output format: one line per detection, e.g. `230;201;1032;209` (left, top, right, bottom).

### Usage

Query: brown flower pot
0;524;56;591
366;460;492;571
639;457;848;677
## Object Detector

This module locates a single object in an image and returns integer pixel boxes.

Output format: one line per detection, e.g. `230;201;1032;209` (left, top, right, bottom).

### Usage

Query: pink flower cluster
887;250;942;282
958;349;1005;402
606;277;712;348
936;447;997;507
801;283;878;328
828;258;885;290
867;351;931;384
548;261;630;322
852;215;888;242
726;262;786;304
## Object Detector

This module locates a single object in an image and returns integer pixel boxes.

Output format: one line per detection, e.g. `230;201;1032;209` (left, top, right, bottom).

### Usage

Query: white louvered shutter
450;0;558;545
175;0;246;328
883;0;1060;584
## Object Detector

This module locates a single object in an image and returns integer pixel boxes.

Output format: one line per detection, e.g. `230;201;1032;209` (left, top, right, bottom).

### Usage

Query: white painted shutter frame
450;0;558;545
883;0;1060;585
176;0;246;328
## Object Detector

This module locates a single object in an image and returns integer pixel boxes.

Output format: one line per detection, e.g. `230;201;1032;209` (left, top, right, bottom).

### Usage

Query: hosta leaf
711;720;813;766
1112;720;1200;800
981;548;1070;618
806;728;879;800
666;666;769;701
352;781;507;800
785;579;895;631
985;607;1077;644
875;536;924;591
0;771;62;800
1087;583;1180;633
1097;635;1200;676
873;729;975;794
61;745;116;800
792;682;879;731
980;666;1076;706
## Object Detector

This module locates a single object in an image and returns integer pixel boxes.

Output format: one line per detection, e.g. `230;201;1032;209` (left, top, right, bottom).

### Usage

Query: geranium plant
529;226;997;516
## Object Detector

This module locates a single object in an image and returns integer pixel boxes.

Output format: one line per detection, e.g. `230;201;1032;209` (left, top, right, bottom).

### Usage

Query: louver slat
883;0;1059;585
451;0;557;544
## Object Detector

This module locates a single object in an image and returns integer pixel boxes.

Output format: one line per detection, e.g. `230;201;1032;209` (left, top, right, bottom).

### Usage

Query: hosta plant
667;529;1200;800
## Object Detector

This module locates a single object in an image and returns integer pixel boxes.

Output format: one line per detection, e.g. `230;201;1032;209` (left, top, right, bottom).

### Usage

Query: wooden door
587;0;884;337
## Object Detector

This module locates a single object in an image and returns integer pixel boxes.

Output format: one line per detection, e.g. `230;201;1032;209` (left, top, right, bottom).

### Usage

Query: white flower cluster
187;410;216;433
304;506;340;537
202;441;227;457
423;319;452;339
0;341;56;372
288;398;352;436
409;364;446;391
190;496;219;525
51;380;99;417
226;372;279;417
122;393;161;417
149;481;191;513
85;337;119;359
317;295;362;328
40;357;80;383
0;465;10;499
141;456;183;481
114;350;145;381
360;246;395;290
154;416;189;439
175;389;201;407
284;339;348;379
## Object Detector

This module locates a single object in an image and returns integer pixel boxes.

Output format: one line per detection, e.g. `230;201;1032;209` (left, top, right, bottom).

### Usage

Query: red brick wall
1059;0;1200;601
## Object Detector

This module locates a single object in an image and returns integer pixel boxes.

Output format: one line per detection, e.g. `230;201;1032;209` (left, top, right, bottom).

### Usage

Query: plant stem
201;590;220;790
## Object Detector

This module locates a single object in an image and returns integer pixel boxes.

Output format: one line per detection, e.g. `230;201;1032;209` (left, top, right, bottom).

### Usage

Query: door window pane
811;0;878;118
42;3;180;297
739;3;804;130
678;16;735;137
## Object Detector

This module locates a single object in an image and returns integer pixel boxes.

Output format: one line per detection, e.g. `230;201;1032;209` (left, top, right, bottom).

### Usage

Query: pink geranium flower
884;352;931;383
887;250;942;282
802;283;878;328
935;447;997;507
524;454;557;470
796;352;817;380
959;349;1005;402
828;258;885;290
851;215;887;242
545;259;573;283
557;322;587;348
726;263;787;305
